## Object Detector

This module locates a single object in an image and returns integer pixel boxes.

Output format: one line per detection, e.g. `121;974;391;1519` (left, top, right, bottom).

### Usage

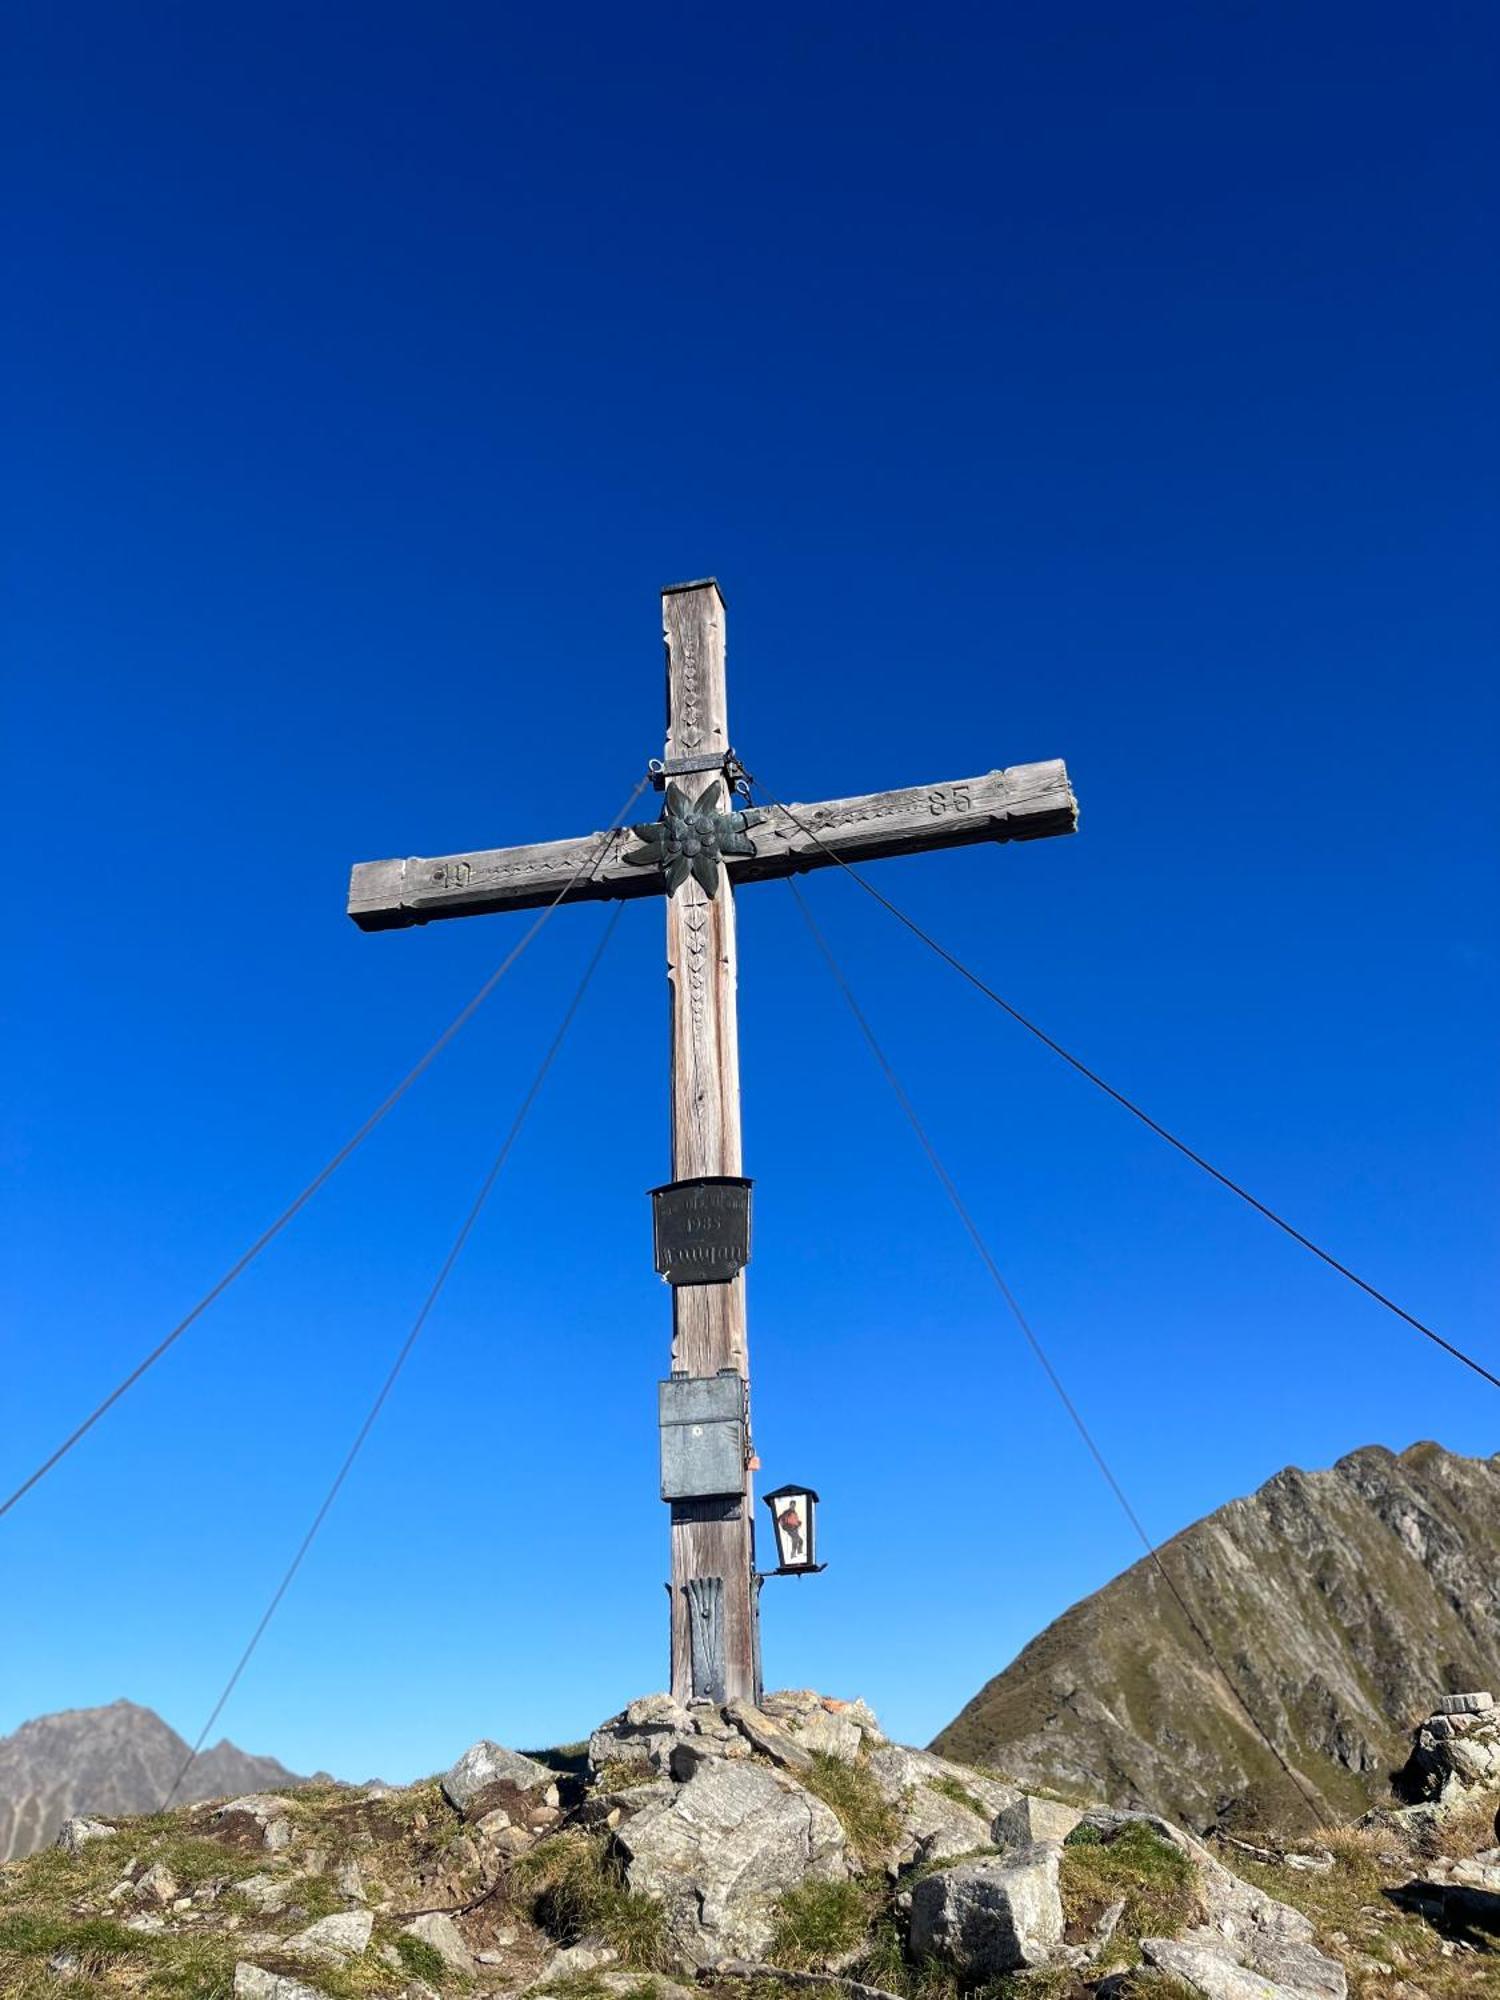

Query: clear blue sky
3;2;1495;1784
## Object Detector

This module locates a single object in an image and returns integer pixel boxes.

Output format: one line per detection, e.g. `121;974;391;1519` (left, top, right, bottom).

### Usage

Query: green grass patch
768;1877;875;1970
140;1935;239;1998
928;1778;991;1823
151;1833;265;1891
394;1929;450;1982
800;1754;901;1866
1058;1821;1198;1967
539;1978;668;2000
593;1758;657;1792
515;1831;668;1968
903;1848;1000;1888
0;1911;148;1971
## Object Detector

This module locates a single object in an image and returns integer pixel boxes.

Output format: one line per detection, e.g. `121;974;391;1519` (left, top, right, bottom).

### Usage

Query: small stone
441;1739;556;1811
237;1874;292;1914
829;1696;886;1743
1433;1692;1494;1715
1448;1736;1500;1787
724;1698;814;1772
124;1912;166;1933
474;1807;511;1835
55;1816;114;1856
333;1855;366;1901
402;1911;475;1975
993;1795;1082;1849
234;1968;327;2000
284;1908;374;1963
538;1941;619;1983
216;1796;294;1852
136;1861;179;1905
669;1737;731;1781
786;1707;863;1763
588;1693;699;1777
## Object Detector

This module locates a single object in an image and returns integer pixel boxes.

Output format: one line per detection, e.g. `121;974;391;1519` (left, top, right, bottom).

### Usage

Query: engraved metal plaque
650;1175;753;1286
659;1374;747;1500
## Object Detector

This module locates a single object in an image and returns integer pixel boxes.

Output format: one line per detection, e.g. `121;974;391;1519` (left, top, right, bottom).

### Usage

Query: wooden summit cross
348;580;1077;1706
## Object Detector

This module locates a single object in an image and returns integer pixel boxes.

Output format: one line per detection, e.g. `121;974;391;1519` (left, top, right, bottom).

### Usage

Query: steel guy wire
786;876;1328;1830
752;783;1496;1394
3;777;650;1522
162;900;625;1809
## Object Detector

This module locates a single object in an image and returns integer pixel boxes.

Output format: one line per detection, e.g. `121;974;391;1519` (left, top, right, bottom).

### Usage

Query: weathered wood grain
661;581;760;1709
347;759;1077;929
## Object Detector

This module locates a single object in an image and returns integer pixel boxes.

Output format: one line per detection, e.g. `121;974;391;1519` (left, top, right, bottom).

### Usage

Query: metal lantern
763;1484;823;1575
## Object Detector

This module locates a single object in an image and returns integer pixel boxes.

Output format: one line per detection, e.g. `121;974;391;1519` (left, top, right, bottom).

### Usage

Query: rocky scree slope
0;1701;303;1863
933;1442;1500;1831
17;1685;1490;2000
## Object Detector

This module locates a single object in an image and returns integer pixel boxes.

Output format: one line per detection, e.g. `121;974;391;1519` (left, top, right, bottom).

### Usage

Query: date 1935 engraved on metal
624;780;764;896
651;1176;753;1285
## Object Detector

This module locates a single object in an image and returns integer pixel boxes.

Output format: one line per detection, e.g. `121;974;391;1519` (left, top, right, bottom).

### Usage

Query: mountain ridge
0;1698;303;1861
931;1440;1500;1831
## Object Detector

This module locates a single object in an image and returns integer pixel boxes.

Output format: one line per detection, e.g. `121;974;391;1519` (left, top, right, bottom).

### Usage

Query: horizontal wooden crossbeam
347;759;1076;931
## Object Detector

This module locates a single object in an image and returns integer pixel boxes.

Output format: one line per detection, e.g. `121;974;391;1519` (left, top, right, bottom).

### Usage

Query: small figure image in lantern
762;1484;824;1574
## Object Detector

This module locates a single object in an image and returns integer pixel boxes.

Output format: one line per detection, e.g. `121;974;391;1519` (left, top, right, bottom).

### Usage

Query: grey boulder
442;1739;556;1812
283;1909;373;1964
865;1743;1019;1868
55;1816;114;1857
616;1755;850;1966
907;1842;1065;1975
1143;1937;1316;2000
993;1795;1083;1848
589;1695;701;1778
233;1969;326;2000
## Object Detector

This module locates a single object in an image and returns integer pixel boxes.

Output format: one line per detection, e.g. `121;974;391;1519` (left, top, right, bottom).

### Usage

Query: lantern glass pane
771;1490;812;1568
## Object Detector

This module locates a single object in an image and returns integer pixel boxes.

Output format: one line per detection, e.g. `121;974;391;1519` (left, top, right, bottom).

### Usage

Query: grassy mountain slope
932;1443;1500;1831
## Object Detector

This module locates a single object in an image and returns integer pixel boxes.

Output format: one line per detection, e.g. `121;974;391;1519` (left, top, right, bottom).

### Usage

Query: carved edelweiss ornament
624;781;766;896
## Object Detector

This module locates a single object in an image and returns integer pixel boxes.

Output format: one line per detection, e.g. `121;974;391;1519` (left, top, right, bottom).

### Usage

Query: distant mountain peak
0;1700;305;1861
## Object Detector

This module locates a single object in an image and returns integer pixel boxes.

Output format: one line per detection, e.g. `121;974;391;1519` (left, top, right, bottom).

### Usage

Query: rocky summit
0;1700;304;1863
933;1441;1500;1831
4;1686;1498;2000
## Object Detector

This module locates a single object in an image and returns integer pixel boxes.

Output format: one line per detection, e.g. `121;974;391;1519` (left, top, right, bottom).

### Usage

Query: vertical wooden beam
662;580;760;1706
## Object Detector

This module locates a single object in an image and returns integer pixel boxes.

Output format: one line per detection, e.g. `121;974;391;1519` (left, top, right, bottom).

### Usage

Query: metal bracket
756;1565;828;1579
649;750;753;798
